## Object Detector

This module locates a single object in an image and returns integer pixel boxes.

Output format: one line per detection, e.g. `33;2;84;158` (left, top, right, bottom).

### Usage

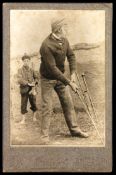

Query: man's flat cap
51;18;67;32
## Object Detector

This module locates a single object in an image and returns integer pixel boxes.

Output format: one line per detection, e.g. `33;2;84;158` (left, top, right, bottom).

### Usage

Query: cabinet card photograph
3;3;112;172
10;9;105;146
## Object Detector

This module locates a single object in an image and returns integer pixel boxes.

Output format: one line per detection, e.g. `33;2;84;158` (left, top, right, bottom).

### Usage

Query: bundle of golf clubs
74;72;104;144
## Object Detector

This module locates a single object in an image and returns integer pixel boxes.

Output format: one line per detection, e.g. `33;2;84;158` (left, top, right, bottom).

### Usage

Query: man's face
23;59;30;67
58;24;68;38
62;24;68;36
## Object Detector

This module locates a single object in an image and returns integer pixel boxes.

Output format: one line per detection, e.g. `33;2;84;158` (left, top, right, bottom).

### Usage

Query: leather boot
71;127;89;138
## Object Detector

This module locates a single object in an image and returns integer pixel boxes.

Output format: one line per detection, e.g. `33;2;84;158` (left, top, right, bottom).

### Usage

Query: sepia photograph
10;9;105;146
3;3;112;172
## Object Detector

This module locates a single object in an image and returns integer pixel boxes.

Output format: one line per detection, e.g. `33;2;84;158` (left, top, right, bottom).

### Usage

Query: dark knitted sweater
40;33;77;85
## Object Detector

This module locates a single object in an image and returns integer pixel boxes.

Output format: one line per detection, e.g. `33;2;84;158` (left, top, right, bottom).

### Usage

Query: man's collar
52;33;62;41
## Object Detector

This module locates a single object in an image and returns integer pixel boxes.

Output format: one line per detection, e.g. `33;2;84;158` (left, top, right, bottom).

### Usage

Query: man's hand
71;73;76;83
69;81;78;93
28;82;35;87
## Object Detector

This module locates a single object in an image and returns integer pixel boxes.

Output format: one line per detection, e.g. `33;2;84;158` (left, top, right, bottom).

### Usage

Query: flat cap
51;18;66;32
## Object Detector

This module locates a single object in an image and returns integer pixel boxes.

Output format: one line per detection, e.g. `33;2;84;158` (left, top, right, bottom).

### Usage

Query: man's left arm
66;39;77;83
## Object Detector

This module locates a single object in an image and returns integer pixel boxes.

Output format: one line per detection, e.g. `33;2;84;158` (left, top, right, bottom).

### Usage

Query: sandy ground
10;43;105;146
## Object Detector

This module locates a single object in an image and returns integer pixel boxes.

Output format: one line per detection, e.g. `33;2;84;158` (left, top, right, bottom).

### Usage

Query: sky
10;10;105;58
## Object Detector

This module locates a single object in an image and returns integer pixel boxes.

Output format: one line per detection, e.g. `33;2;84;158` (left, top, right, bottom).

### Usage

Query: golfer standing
39;18;89;143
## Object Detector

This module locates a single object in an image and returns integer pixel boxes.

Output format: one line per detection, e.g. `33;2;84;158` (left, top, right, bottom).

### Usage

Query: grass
10;43;105;146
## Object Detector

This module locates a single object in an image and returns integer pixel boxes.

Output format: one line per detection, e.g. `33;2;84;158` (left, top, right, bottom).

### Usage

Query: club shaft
76;89;104;144
75;72;92;115
82;74;99;123
75;72;103;144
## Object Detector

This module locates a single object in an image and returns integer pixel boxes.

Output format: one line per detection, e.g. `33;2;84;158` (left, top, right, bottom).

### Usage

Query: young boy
17;54;38;124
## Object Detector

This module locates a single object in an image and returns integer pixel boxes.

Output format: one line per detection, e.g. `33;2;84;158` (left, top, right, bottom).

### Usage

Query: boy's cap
22;54;30;60
51;18;67;32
